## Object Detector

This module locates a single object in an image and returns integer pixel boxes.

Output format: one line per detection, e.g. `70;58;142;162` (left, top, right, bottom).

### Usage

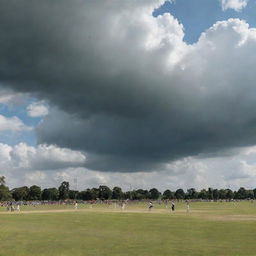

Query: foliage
112;187;123;200
0;185;12;201
28;185;42;200
149;188;161;199
3;177;256;201
99;185;112;200
11;186;29;201
175;188;185;199
162;189;174;199
58;181;70;200
42;188;59;200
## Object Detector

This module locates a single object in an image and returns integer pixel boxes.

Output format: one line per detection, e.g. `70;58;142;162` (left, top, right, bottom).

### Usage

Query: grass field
1;201;256;256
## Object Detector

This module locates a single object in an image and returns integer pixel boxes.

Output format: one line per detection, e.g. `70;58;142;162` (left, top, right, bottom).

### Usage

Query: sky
1;0;256;191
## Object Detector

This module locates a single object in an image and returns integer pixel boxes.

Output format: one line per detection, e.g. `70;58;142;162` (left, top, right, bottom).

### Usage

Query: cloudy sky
1;0;256;191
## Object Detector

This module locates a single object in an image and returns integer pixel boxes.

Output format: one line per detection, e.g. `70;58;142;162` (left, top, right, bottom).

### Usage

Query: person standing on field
171;201;175;212
186;200;190;213
148;201;154;211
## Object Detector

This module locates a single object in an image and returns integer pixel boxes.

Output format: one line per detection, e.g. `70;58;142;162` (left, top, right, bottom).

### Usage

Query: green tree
175;188;185;200
226;189;234;200
58;181;70;200
42;188;59;200
253;188;256;199
218;189;227;200
79;189;93;200
162;189;174;199
246;189;254;199
124;191;132;200
198;189;208;199
213;189;219;200
134;189;150;200
98;185;112;200
69;190;79;199
187;188;198;199
236;187;247;199
149;188;161;200
0;185;12;200
0;177;12;201
0;176;12;201
90;188;99;200
208;188;213;200
28;185;42;200
11;186;29;201
112;187;123;200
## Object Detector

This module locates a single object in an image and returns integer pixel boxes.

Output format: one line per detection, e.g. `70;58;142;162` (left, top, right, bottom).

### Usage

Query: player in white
74;202;78;210
171;201;175;212
148;201;153;211
121;201;126;211
186;200;190;213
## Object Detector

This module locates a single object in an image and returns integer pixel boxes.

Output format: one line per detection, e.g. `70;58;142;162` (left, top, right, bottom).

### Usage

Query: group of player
74;199;190;212
148;200;190;212
6;203;20;212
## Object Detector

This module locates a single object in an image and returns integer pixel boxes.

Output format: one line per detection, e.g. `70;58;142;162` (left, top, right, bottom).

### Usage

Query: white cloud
9;143;86;170
0;89;28;106
0;115;31;132
220;0;248;11
1;143;256;191
0;142;86;188
47;147;256;191
27;101;48;117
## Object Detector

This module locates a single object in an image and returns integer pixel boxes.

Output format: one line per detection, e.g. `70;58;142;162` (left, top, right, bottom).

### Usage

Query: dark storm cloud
1;0;256;171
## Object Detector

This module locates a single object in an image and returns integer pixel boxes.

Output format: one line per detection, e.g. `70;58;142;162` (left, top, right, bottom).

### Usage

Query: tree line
1;176;256;201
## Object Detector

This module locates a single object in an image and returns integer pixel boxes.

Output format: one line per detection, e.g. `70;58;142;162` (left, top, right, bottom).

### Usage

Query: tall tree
149;188;161;200
162;189;174;199
175;189;185;200
112;187;123;200
198;189;208;199
79;189;93;200
28;185;42;200
69;190;79;199
213;189;219;200
0;177;12;201
253;188;256;199
0;185;12;201
90;188;99;200
208;188;214;200
42;188;59;200
11;186;29;201
187;188;198;199
58;181;70;200
98;185;112;200
236;187;247;199
0;176;12;201
226;189;234;200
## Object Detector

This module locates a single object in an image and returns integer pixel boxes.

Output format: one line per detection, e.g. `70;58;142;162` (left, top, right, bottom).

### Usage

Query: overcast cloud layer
1;0;256;173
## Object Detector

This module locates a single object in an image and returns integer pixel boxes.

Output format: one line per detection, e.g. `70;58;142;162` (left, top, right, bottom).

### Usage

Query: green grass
1;201;256;256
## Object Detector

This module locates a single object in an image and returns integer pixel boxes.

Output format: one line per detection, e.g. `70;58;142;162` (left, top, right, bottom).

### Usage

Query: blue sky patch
154;0;256;44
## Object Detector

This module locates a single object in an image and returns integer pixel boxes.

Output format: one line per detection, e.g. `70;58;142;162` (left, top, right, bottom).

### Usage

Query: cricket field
1;201;256;256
